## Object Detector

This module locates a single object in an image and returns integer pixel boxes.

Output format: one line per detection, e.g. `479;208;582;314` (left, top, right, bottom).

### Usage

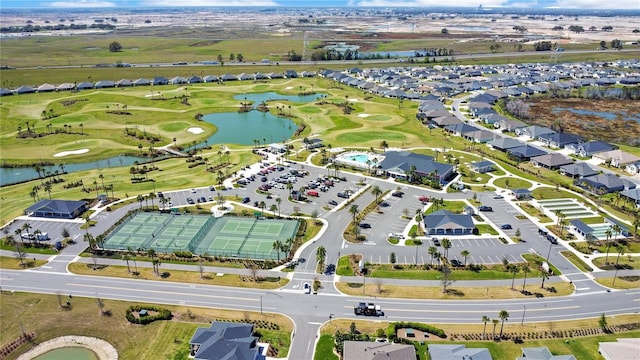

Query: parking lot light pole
546;242;553;262
260;295;263;315
521;305;526;325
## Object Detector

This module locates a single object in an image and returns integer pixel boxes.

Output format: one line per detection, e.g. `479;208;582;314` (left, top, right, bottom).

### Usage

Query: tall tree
441;238;452;259
498;310;509;339
272;240;283;261
316;246;326;273
521;262;531;292
481;315;490;340
349;205;359;236
461;250;470;267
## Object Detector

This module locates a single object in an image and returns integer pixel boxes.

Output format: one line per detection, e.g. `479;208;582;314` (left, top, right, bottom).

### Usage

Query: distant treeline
0;23;115;33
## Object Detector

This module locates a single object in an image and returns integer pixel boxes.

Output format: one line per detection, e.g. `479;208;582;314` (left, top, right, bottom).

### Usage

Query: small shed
139;309;148;317
512;188;531;200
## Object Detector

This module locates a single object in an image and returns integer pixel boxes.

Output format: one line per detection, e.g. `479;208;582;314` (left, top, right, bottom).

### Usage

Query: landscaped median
68;262;289;289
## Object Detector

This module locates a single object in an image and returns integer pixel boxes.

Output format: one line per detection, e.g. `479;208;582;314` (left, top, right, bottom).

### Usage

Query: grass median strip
68;262;288;289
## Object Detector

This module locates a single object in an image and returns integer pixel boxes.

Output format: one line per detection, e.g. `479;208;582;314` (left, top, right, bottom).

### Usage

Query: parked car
492;194;504;199
187;197;195;204
303;282;311;294
324;264;336;275
432;237;441;246
209;185;216;191
328;200;338;206
392;191;404;197
191;188;197;193
389;232;404;240
478;205;493;212
337;192;349;199
359;223;371;229
500;224;512;230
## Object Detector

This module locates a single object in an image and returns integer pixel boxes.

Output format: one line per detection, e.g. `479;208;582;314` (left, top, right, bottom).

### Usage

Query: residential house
570;219;598;241
37;83;56;93
132;78;151;86
565;141;617;158
24;199;88;219
95;80;116;88
593;149;640;168
598;338;640;360
343;341;415;360
559;163;598;179
304;138;324;150
430;115;463;128
462;129;496;143
428;344;492;360
202;75;219;83
512;188;532;200
515;125;555;140
268;143;287;154
538;133;583;149
444;123;476;136
220;73;238;82
15;85;35;94
116;79;132;87
620;188;640;208
624;160;640;175
469;160;496;173
75;81;94;90
507;145;548;162
189;321;267;360
423;210;475;235
56;83;76;91
377;151;456;184
170;76;187;85
516;347;577;360
575;174;635;194
487;138;523;151
188;76;203;84
152;76;168;86
531;153;573;170
495;118;527;132
0;88;13;96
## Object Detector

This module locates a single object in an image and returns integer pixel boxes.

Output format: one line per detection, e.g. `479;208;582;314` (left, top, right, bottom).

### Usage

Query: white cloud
48;0;117;7
141;0;278;5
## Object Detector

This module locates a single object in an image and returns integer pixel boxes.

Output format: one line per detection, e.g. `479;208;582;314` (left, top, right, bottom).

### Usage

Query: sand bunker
357;114;370;118
17;336;117;360
187;127;204;134
53;149;89;157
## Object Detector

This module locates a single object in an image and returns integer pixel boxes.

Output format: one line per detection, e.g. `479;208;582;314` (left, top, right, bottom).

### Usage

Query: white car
389;233;405;240
303;282;311;294
191;188;196;193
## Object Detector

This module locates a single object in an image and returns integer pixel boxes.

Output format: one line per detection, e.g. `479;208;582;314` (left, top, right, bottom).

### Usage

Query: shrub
125;305;172;325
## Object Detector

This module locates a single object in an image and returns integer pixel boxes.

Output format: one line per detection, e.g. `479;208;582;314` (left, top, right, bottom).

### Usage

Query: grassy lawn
0;256;48;269
0;242;58;255
594;276;640;289
336;255;357;276
560;251;594;272
424;200;467;215
0;291;293;359
493;177;532;190
592;255;640;270
314;334;339;360
336;280;572;300
365;262;559;281
67;262;289;289
476;224;499;235
519;203;553;223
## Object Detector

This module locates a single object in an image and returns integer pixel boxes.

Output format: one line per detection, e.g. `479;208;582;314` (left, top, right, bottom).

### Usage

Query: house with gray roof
495;118;527;132
428;344;492;360
515;125;555;140
132;78;151;86
0;88;13;96
189;321;266;360
116;79;132;87
95;80;116;88
152;76;168;86
570;219;598;241
538;133;583;149
56;83;76;91
507;145;548;161
624;160;640;175
423;210;475;236
516;347;576;360
24;199;88;219
620;188;640;208
444;123;476;136
170;76;187;85
343;341;415;360
488;138;523;151
531;153;573;170
575;174;636;194
378;151;456;185
462;129;496;144
469;160;495;173
37;83;56;92
565;141;617;158
15;85;35;94
559;163;598;179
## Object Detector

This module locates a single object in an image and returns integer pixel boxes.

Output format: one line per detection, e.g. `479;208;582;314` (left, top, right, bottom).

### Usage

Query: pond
552;107;640;122
33;346;98;360
197;92;324;146
1;155;154;187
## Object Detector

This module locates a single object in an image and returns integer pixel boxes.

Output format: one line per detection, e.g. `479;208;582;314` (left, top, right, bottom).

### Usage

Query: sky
2;0;638;9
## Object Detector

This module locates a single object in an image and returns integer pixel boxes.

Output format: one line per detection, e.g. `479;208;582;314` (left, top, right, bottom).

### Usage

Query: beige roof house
343;341;415;360
598;338;640;360
593;150;640;168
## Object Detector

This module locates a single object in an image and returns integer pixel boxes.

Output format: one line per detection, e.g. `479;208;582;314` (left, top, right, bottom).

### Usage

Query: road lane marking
68;283;258;302
344;305;580;313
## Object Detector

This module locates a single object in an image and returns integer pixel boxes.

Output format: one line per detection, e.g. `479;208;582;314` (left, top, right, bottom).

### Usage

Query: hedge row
387;322;447;340
125;305;172;325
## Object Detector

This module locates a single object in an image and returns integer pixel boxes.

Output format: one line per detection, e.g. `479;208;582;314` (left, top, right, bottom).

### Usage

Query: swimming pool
334;151;385;169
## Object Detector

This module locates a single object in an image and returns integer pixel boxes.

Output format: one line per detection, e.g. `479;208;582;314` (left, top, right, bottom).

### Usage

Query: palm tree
316;246;326;273
428;246;438;266
349;205;359;236
371;186;382;204
632;215;640;239
509;264;519;290
136;194;144;209
491;319;499;340
269;204;278;217
148;249;159;275
482;315;490;340
441;238;452;259
122;253;131;273
272;240;283;261
380;140;388;151
614;243;626;267
604;228;613;264
148;192;156;209
258;201;266;216
521;262;530;292
286;183;294;198
498;310;509;339
84;232;96;252
43;182;52;199
21;222;32;241
540;269;549;289
275;197;282;217
128;247;138;274
461;250;470;267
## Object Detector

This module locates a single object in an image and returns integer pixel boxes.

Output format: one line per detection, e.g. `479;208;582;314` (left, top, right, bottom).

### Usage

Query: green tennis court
102;212;299;260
